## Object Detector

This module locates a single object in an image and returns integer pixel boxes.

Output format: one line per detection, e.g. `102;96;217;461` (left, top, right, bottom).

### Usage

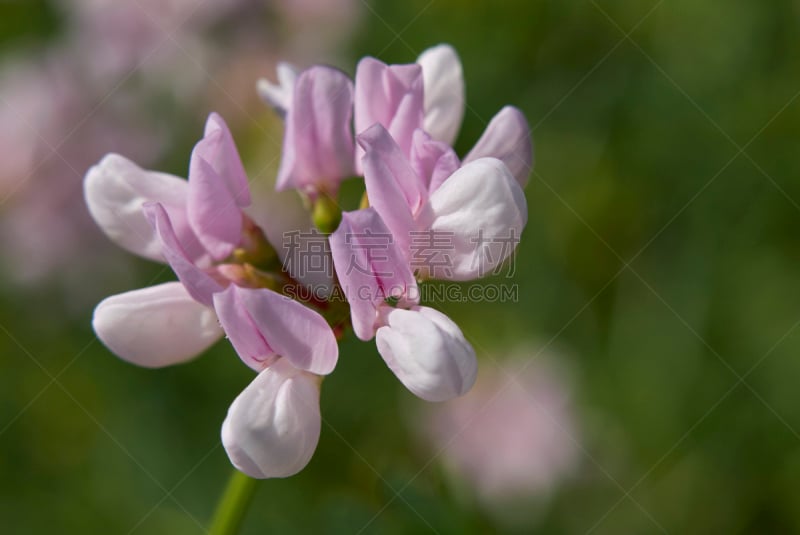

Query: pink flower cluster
85;44;532;479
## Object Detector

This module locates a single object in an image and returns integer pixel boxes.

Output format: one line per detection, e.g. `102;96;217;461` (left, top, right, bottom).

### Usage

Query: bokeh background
3;0;800;533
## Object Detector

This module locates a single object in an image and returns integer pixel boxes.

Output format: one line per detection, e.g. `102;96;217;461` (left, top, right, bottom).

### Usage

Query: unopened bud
312;193;342;234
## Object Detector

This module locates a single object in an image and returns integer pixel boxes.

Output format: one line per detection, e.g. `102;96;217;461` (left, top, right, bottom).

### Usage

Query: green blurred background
3;0;800;533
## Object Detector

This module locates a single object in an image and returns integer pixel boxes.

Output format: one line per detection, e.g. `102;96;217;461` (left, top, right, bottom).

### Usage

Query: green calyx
230;218;280;272
311;192;342;234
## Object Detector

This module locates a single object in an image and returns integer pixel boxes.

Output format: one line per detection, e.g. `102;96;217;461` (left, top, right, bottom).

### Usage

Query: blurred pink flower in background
421;348;580;516
0;0;361;301
0;57;73;191
0;53;160;296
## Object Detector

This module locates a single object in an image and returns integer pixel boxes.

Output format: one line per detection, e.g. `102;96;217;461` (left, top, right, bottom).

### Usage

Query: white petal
376;306;477;402
222;359;322;479
417;44;465;145
84;153;191;262
424;158;527;281
256;62;299;117
92;282;222;368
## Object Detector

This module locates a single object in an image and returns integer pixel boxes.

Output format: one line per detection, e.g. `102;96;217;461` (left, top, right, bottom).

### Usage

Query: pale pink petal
376;306;477;402
84;153;204;262
423;158;527;281
199;112;251;206
213;285;338;375
144;202;224;306
354;58;424;170
222;359;321;479
92;282;222;368
276;66;355;195
358;123;423;253
464;106;533;187
212;285;277;371
353;58;397;133
329;208;418;341
329;211;380;341
386;76;426;158
417;44;465;145
187;154;243;260
409;129;460;193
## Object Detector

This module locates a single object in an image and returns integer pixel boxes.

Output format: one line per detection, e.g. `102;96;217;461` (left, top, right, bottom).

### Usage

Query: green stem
209;469;259;535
